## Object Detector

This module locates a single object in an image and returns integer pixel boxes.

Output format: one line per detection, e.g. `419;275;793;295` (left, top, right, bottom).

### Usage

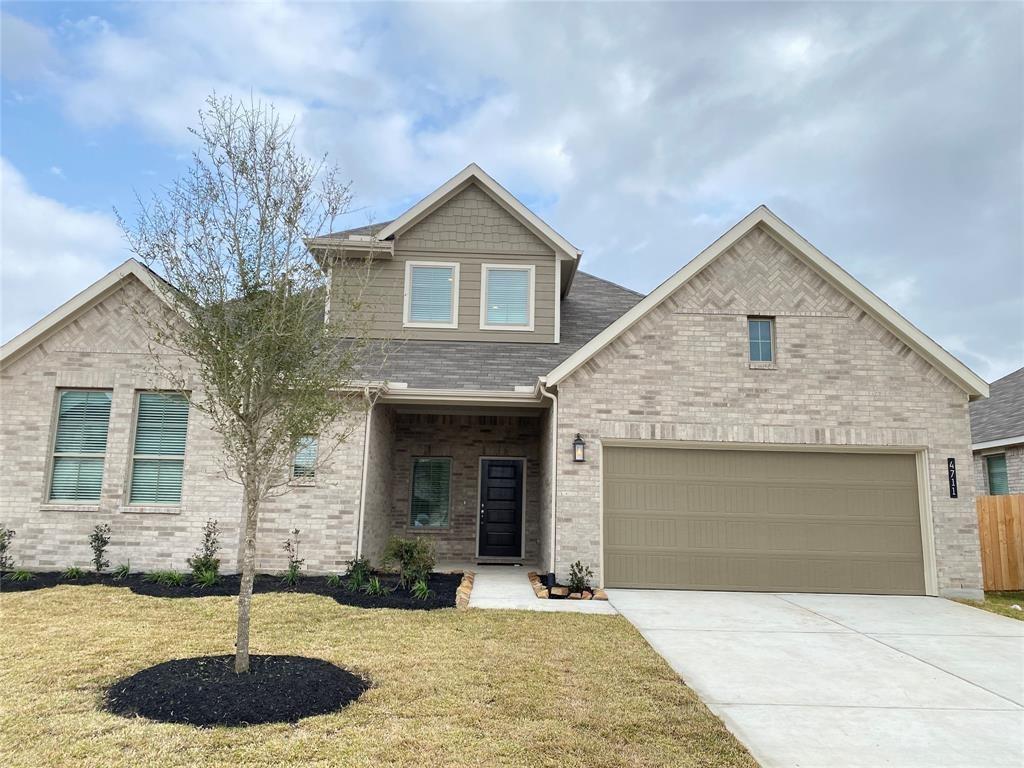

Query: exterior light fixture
572;433;586;462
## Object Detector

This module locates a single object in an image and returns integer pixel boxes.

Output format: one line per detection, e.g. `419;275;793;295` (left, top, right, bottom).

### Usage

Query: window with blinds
482;265;533;329
410;457;451;528
130;392;189;504
49;390;112;501
292;436;318;478
987;454;1009;495
406;262;458;326
748;317;775;362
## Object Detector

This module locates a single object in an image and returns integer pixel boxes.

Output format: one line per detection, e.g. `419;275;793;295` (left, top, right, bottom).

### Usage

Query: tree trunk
234;482;260;674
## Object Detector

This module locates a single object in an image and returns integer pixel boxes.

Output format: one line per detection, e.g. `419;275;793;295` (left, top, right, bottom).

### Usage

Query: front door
478;458;523;557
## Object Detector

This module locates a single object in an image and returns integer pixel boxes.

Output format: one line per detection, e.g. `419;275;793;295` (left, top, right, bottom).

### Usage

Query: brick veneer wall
974;445;1024;495
553;225;983;598
360;402;396;565
0;277;367;574
386;412;542;562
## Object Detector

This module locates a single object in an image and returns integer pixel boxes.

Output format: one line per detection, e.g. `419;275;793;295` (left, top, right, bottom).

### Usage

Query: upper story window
49;389;112;502
129;392;189;505
404;261;459;328
292;436;318;479
986;454;1009;495
480;264;535;331
748;317;775;363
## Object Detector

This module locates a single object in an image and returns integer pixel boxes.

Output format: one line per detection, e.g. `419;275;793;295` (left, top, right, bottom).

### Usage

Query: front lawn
958;590;1024;621
0;586;755;768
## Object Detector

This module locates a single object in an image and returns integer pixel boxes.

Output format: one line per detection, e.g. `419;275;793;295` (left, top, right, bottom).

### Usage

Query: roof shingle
970;366;1024;444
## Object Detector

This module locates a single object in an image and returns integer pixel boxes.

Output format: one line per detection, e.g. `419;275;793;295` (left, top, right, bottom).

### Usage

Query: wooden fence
976;494;1024;591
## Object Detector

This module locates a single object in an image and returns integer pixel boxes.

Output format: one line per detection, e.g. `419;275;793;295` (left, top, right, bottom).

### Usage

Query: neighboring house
971;366;1024;496
0;164;990;598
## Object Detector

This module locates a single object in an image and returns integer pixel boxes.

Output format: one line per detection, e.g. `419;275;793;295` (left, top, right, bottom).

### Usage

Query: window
49;390;112;501
404;262;459;328
129;392;189;504
410;457;451;528
748;317;775;363
481;264;535;330
292;436;318;478
986;454;1009;495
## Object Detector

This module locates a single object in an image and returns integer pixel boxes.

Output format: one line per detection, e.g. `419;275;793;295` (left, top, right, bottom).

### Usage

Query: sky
1;1;1022;382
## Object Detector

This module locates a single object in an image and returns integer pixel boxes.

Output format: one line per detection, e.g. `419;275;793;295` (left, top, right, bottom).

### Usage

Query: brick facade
553;225;983;598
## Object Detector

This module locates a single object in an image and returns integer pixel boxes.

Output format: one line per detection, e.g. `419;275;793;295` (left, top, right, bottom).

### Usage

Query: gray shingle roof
356;271;643;390
321;220;394;239
970;366;1024;444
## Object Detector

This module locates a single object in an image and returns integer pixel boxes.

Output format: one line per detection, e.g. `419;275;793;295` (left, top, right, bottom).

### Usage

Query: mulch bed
1;571;461;610
105;654;370;727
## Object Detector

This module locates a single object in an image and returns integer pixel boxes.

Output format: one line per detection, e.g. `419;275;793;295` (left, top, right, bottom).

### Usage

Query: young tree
120;94;375;673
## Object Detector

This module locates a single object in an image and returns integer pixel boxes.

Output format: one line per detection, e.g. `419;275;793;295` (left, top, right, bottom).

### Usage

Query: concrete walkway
609;590;1024;768
468;566;617;614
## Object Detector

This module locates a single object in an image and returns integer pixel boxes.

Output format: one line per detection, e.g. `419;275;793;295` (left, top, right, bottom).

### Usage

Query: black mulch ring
105;654;370;727
2;571;462;610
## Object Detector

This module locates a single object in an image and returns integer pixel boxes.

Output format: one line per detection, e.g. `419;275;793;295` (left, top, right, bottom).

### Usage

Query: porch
358;401;554;569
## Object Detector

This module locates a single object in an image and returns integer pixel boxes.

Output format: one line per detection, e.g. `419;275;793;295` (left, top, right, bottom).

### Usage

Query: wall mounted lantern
572;433;586;462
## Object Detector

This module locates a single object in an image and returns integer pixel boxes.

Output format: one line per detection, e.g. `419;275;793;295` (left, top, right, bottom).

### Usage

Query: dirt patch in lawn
105;654;370;727
1;571;461;610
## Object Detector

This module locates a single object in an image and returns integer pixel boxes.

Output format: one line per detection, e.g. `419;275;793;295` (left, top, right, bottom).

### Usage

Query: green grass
958;591;1024;621
0;586;755;768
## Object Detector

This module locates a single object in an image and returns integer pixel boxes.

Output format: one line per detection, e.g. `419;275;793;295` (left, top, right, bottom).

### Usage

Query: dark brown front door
478;459;523;557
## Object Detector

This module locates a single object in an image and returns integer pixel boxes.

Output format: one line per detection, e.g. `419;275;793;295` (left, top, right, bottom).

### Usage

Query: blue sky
2;1;1022;381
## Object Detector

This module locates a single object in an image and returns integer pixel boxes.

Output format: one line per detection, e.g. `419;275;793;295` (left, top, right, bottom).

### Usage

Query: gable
398;181;552;255
545;207;988;399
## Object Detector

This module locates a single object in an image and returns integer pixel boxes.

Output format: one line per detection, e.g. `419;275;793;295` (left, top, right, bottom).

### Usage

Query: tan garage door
603;446;926;594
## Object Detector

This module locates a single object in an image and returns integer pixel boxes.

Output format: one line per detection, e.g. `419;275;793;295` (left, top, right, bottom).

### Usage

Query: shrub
89;523;111;573
345;555;372;583
345;569;368;593
8;569;32;582
187;519;221;578
325;572;342;588
192;567;219;589
62;566;85;580
0;526;15;573
281;528;304;587
112;562;131;580
567;560;593;594
382;537;436;589
144;570;185;587
410;578;433;601
362;575;389;597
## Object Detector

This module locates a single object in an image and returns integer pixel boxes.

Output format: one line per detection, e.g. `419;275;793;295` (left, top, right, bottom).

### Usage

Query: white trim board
544;206;989;400
377;163;581;262
0;259;175;368
972;435;1024;451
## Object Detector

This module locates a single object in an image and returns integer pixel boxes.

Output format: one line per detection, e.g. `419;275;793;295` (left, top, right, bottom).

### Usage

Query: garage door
603;446;925;594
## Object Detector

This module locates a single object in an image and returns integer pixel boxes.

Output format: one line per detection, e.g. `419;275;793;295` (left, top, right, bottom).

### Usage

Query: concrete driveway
608;590;1024;768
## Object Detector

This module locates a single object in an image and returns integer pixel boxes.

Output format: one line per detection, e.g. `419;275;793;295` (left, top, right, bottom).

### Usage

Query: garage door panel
603;447;925;594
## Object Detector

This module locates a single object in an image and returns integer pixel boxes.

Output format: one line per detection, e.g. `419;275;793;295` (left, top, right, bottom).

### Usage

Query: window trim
479;263;536;331
46;388;113;503
126;390;190;507
985;452;1010;496
747;316;776;364
403;260;460;329
408;456;453;531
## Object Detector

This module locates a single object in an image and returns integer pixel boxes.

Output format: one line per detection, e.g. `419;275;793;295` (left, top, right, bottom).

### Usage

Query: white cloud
0;158;126;343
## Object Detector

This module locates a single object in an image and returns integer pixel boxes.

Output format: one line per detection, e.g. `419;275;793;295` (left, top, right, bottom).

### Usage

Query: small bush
145;570;185;587
62;566;85;580
0;526;15;573
567;560;593;594
345;555;372;583
325;573;342;588
281;528;304;586
89;523;111;573
187;519;221;578
362;575;389;597
112;563;131;580
192;567;219;589
410;578;433;601
7;569;33;582
345;569;368;592
382;537;436;589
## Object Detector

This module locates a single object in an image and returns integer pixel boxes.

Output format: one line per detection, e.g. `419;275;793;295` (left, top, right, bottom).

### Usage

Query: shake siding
329;182;559;343
553;225;983;597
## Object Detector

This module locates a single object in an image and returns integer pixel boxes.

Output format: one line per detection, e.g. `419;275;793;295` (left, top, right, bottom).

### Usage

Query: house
0;164;990;598
971;366;1024;495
